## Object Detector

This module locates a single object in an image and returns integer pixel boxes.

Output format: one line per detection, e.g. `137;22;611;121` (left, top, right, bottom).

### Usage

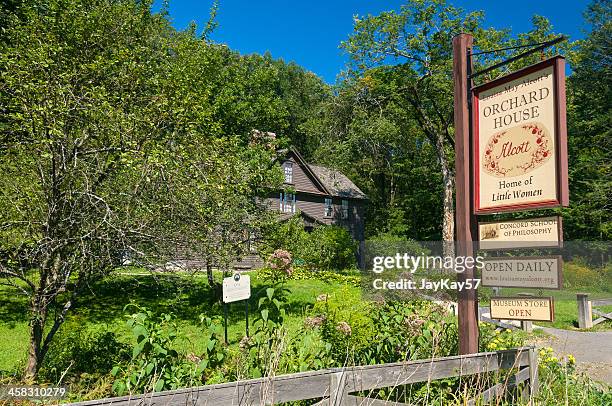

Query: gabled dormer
281;148;331;196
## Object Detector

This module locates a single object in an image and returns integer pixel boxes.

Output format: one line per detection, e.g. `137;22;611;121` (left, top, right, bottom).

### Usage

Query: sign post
453;33;568;353
222;273;251;344
453;33;479;355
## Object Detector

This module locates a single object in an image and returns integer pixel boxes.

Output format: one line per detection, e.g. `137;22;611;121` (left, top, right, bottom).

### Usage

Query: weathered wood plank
338;350;529;393
593;309;612;320
65;349;532;406
592;299;612;306
467;382;505;406
467;366;531;406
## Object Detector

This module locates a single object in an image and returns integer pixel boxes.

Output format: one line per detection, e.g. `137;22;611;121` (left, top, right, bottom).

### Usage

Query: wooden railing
66;347;538;406
577;293;612;328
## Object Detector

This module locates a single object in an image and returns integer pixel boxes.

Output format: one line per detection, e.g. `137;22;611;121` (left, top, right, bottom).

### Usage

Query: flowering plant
267;249;293;282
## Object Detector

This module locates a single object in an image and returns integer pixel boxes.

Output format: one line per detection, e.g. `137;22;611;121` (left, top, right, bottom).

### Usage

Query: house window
280;192;296;213
341;199;349;219
284;163;293;183
324;197;332;217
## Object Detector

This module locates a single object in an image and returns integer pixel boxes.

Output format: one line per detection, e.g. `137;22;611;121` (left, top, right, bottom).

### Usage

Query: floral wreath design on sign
483;122;553;178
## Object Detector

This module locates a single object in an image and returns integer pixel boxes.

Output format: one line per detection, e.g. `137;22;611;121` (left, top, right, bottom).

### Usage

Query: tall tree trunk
206;262;214;287
433;131;455;258
441;158;455;257
24;301;46;381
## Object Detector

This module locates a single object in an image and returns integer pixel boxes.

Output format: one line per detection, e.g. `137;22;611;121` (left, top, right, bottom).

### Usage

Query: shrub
365;301;458;364
311;285;376;364
478;323;525;352
562;261;607;291
366;233;429;259
258;266;361;286
111;306;205;395
302;226;357;271
39;321;130;384
262;215;358;271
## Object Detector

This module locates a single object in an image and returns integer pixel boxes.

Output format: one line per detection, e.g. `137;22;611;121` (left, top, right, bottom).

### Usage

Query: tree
0;0;282;379
303;72;445;240
338;0;568;244
564;0;611;240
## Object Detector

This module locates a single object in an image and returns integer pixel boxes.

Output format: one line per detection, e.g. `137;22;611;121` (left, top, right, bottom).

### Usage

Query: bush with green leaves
238;286;290;379
311;286;375;364
39;322;130;384
263;216;358;271
309;291;459;366
258;266;361;286
304;226;357;271
478;322;525;352
111;307;197;395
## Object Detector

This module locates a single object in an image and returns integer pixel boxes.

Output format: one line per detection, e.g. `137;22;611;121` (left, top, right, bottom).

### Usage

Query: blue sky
155;1;592;83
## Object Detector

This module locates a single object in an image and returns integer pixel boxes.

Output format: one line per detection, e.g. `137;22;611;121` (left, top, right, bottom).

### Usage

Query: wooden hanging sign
473;57;568;214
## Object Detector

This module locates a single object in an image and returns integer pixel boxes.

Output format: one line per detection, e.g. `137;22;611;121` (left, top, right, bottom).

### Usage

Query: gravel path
536;327;612;385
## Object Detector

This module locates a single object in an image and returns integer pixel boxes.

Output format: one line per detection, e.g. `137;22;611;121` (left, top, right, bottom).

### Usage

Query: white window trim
324;197;332;217
280;192;296;213
341;199;349;219
284;163;293;184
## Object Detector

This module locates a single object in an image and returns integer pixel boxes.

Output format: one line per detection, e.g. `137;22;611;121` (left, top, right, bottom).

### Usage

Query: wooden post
329;371;347;405
453;33;479;354
577;293;593;329
528;346;539;399
518;293;533;332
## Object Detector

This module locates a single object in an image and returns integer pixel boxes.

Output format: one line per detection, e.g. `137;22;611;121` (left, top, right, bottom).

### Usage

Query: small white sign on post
223;273;251;303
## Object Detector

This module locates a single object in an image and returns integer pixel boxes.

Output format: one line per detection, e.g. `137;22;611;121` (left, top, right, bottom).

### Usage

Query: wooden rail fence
66;347;538;406
577;293;612;328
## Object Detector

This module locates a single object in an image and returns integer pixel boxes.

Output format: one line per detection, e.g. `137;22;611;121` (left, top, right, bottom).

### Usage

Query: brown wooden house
270;148;367;266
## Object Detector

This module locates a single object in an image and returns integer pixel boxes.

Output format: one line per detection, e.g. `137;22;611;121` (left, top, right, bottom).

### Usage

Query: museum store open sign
473;57;569;214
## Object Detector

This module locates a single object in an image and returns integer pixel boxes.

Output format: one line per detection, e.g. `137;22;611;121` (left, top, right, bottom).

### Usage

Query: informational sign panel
478;216;562;250
473;57;568;214
223;274;251;303
481;256;562;289
490;297;554;321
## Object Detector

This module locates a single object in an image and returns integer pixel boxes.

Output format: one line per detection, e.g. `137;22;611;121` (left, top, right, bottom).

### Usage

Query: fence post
528;346;539;400
521;321;533;332
577;293;593;328
330;370;348;405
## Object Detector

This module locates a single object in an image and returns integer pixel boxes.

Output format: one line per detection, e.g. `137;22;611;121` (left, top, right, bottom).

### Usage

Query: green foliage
367;233;429;258
263;216;358;271
302;226;357;271
478;323;525;352
364;302;458;364
259;266;361;286
310;288;458;366
313;286;376;363
197;316;227;382
39;323;130;384
111;306;200;395
562;261;611;291
536;347;611;405
563;0;611;241
238;285;289;379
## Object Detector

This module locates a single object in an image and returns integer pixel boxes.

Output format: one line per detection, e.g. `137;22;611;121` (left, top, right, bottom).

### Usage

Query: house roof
281;146;367;200
308;164;367;200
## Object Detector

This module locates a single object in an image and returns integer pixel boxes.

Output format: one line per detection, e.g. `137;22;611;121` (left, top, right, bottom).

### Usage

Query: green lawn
1;265;609;376
0;271;360;374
